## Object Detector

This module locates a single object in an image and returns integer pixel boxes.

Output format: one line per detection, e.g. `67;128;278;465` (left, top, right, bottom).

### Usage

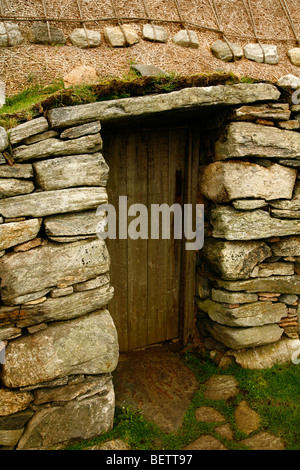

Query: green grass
66;353;300;451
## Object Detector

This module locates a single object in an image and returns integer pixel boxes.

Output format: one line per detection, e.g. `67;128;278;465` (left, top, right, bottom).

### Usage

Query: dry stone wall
0;114;118;450
198;100;300;368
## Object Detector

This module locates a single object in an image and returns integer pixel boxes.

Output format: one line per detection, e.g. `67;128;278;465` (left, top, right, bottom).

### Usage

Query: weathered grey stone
60;121;101;139
13;133;102;162
214;122;300;160
0;153;6;164
23;130;59;145
0;163;33;179
12;288;51;306
70;28;101;48
211;206;300;240
0;238;110;304
231;103;291;121
271;209;300;219
47;83;280;128
2;310;118;389
29;22;66;45
211;289;258;304
74;273;110;292
142;24;168;43
270;182;300;211
172;29;199;48
0;187;107;218
0;326;22;340
0;126;8;152
197;298;287;327
279;294;298;305
277;74;300;89
211;39;243;62
288;48;300;66
227;338;300;369
205;321;283;350
216;275;300;294
271;236;300;256
34;374;112;405
131;63;166;77
0;218;41;251
33;153;109;191
104;25;139;47
234;401;260;435
195;273;211;299
13;237;42;253
244;43;278;64
44;209;104;237
0;389;33;416
202;239;271;280
0;409;34;430
257;262;294;277
199;161;296;203
17;377;115;450
0;178;34;198
9;117;49;145
278;120;300;130
232;199;268;210
17;285;114;327
0;22;23;47
50;286;74;298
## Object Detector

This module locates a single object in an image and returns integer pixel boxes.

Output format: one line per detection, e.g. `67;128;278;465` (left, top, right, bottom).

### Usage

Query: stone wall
197;101;300;368
0;116;118;449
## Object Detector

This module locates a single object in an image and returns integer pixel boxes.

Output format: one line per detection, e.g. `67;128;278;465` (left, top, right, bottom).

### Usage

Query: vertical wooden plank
167;127;188;340
127;131;149;350
147;129;170;345
181;128;200;345
104;131;129;352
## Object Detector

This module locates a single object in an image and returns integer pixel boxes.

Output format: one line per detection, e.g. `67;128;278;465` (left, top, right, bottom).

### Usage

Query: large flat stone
211;206;300;240
13;134;102;162
17;380;115;450
44;210;104;237
244;43;278;64
0;163;33;179
104;25;139;47
69;28;101;48
17;284;114;327
0;218;41;251
214;122;300;160
202;239;271;279
205;321;283;349
9;117;49;145
0;187;107;218
216;275;300;294
197;298;287;327
199;161;296;203
1;309;118;388
33;153;109;190
0;238;110;305
47;83;280;128
231;103;291;121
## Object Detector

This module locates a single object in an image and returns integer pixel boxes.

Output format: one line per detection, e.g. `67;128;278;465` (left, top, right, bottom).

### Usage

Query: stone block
104;25;140;47
142;24;168;43
277;74;300;89
214;122;300;160
211;39;243;62
0;187;107;218
44;209;105;237
63;65;99;88
60;121;101;139
231;103;291;121
271;236;300;257
288;48;300;66
199;161;296;203
29;22;66;45
0;218;41;251
270;182;300;211
0;22;23;47
244;43;278;64
70;28;101;48
0;178;34;198
0;126;8;152
172;29;199;48
1;310;119;388
211;289;258;304
0;163;33;179
216;275;300;294
0;238;110;305
33;153;109;190
9;117;49;145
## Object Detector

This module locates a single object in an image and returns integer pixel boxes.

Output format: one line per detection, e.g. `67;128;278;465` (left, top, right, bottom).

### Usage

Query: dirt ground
0;0;299;96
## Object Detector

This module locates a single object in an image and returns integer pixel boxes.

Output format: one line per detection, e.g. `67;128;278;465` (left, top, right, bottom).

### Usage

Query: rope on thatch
206;0;236;60
74;0;91;47
278;0;299;46
41;0;52;44
241;0;266;63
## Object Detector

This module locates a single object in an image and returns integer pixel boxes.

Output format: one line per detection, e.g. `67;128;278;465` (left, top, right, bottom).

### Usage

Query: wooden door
103;126;194;352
